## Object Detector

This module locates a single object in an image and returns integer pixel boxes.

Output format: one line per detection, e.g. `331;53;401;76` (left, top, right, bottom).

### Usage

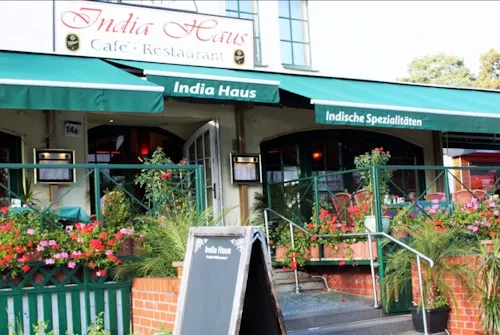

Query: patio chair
452;189;474;208
472;189;486;200
424;192;445;201
353;189;368;206
332;192;355;227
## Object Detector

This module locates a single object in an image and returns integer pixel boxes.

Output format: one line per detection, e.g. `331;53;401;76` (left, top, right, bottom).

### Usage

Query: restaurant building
2;0;500;225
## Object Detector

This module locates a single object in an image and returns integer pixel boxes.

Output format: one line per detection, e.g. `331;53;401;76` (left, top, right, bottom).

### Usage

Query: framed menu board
34;149;76;184
230;153;262;184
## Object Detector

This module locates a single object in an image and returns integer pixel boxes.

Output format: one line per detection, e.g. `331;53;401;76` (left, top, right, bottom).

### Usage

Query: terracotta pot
323;241;378;260
308;245;320;260
33;272;45;286
481;240;494;252
391;230;409;239
275;245;287;261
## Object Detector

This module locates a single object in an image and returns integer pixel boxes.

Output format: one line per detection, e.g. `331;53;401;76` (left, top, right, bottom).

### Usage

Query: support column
46;110;59;202
432;131;444;192
234;103;253;225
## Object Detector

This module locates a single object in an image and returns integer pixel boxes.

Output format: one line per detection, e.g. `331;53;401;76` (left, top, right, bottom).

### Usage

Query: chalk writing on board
194;238;208;253
204;242;232;260
231;238;245;252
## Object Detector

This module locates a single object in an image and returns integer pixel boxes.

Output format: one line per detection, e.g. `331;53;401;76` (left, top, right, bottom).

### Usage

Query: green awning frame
278;74;500;133
108;59;280;104
0;52;164;113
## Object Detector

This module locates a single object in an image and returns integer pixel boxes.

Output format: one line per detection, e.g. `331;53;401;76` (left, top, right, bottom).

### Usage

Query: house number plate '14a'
64;121;82;137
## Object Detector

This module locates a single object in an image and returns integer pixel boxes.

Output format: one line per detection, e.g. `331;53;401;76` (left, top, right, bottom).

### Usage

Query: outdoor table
384;200;454;218
8;206;91;223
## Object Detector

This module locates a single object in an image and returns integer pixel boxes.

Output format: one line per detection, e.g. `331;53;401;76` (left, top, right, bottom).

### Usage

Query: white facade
0;0;439;225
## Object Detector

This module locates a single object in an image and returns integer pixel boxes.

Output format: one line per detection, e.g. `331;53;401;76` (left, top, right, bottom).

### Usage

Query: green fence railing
0;163;205;335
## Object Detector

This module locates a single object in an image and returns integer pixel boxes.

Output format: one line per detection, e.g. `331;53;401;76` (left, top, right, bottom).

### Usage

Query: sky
316;1;500;81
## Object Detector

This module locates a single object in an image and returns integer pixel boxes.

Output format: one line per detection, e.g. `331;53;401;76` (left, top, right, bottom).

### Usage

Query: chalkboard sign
174;226;286;335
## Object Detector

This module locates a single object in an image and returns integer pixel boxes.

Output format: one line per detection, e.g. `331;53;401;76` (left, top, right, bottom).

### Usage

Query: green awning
279;74;500;133
108;59;280;104
0;52;164;113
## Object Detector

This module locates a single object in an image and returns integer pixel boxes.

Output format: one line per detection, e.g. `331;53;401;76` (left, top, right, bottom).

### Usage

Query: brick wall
131;263;183;335
313;266;380;298
411;256;482;335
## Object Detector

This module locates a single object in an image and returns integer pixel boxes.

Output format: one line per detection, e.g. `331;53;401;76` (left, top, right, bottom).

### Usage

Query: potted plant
475;237;500;335
384;221;475;333
354;148;392;233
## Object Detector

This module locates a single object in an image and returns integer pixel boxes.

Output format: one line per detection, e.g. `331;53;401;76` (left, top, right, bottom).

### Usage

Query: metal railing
264;207;435;335
0;163;206;227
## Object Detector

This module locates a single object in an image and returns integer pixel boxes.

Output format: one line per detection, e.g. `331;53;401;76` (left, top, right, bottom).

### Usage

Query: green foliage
384;222;475;310
134;147;191;217
113;206;221;279
354;148;392;215
474;49;500;89
20;174;41;208
102;188;133;230
398;53;475;86
475;238;500;335
87;313;110;335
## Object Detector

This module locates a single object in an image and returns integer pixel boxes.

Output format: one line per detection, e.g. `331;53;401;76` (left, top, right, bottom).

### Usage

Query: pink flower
52;204;59;211
68;262;76;269
431;199;439;204
72;251;82;257
105;250;114;256
494;210;499;216
45;259;55;265
467;225;479;232
36;246;45;252
48;240;57;247
27;229;36;236
65;226;73;233
489;202;496;208
60;252;69;259
40;240;49;247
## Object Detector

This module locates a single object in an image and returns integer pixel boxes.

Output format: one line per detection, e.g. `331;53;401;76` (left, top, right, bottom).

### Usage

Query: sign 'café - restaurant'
3;0;500;225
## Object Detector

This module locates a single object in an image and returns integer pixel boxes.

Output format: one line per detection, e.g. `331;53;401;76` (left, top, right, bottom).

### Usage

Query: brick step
286;314;414;335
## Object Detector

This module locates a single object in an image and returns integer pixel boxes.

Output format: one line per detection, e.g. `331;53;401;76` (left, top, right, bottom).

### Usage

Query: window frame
278;0;312;68
225;0;263;65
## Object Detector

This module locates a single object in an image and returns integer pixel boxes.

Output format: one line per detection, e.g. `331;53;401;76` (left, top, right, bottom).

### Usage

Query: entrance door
184;120;223;221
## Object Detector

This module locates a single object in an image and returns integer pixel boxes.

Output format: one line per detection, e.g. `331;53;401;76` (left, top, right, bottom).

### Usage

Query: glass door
183;120;223;221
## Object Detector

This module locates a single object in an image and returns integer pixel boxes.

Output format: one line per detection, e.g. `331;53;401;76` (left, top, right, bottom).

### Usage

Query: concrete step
285;307;385;331
287;314;414;335
274;269;310;281
278;277;325;293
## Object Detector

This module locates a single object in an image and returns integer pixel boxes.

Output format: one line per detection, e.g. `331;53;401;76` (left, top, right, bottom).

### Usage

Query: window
279;0;311;67
226;0;262;64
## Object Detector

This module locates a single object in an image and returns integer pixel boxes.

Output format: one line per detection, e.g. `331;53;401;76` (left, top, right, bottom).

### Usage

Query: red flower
107;254;117;262
89;261;96;269
106;239;116;246
96;269;107;277
269;240;274;245
27;241;33;247
14;245;24;254
99;232;108;239
282;266;287;271
0;207;8;213
298;232;303;237
161;172;173;179
289;261;297;270
115;232;124;240
307;223;314;231
89;239;104;251
70;233;77;240
116;260;122;265
311;235;317;242
22;265;31;273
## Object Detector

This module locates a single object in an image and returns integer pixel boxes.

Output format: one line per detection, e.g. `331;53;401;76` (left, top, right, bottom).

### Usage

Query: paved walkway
279;291;374;317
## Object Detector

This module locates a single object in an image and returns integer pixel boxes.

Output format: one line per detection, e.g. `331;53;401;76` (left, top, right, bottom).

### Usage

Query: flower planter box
275;245;287;262
322;241;378;260
409;306;451;334
481;239;494;252
274;245;319;262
